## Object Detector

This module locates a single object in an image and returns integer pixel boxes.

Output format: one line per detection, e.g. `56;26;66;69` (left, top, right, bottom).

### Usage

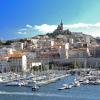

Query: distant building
93;46;100;58
73;42;88;48
69;48;89;58
37;39;54;48
0;47;14;56
31;38;39;47
68;38;74;45
85;35;90;43
11;42;24;50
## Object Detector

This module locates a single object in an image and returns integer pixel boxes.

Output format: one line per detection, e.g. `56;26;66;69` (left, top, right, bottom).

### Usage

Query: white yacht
58;84;72;90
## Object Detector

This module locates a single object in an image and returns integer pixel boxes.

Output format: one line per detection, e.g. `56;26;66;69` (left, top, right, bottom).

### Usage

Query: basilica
53;20;71;35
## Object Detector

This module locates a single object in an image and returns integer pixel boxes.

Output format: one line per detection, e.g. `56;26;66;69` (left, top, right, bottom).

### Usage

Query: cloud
17;31;27;35
34;24;57;33
64;23;100;29
17;24;33;35
33;23;100;37
19;28;27;31
26;24;33;28
17;23;100;37
64;23;92;28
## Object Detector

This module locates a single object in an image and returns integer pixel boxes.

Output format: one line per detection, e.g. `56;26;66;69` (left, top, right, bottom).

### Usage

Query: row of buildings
0;21;100;73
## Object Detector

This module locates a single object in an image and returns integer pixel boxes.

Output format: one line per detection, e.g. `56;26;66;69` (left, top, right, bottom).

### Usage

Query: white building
69;38;74;44
59;46;66;59
31;38;39;47
64;43;69;59
9;55;27;72
58;43;69;59
85;35;90;43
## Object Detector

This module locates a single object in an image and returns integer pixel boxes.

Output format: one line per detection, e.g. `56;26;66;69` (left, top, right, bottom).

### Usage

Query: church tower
53;20;64;33
60;20;63;30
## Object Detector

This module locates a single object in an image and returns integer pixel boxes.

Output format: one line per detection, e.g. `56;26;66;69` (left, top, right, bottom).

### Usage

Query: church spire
60;19;63;25
60;19;63;30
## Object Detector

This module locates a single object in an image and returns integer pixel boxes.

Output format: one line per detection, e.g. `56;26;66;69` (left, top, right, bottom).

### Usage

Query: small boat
81;79;89;85
5;80;28;86
32;80;39;91
58;86;67;90
73;81;80;87
58;84;72;90
89;79;100;85
32;85;39;91
63;84;72;88
95;79;100;85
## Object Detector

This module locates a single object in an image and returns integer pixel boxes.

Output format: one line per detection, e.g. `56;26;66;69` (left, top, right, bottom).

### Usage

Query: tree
31;66;38;72
3;40;14;45
0;40;3;46
19;39;25;43
74;60;81;69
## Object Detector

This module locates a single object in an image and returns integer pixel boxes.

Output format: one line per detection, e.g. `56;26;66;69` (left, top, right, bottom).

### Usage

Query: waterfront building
8;54;27;72
0;57;10;72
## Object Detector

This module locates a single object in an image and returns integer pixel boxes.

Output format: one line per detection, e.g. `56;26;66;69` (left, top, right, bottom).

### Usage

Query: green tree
74;60;81;69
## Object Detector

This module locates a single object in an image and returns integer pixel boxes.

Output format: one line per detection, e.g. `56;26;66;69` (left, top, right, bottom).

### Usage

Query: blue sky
0;0;100;39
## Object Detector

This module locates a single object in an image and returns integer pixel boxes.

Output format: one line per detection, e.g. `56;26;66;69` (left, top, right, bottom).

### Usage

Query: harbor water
0;75;100;100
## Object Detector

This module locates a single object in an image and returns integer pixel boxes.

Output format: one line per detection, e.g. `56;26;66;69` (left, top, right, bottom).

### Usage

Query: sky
0;0;100;40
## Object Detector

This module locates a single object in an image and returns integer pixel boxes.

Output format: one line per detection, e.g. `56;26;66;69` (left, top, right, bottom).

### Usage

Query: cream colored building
9;55;27;72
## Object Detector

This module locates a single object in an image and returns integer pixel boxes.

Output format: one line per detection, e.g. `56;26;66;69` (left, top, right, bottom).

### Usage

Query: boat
58;84;72;90
5;80;28;86
95;79;100;84
32;80;39;91
73;80;80;87
58;86;67;90
81;79;89;85
89;79;100;85
32;85;39;91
